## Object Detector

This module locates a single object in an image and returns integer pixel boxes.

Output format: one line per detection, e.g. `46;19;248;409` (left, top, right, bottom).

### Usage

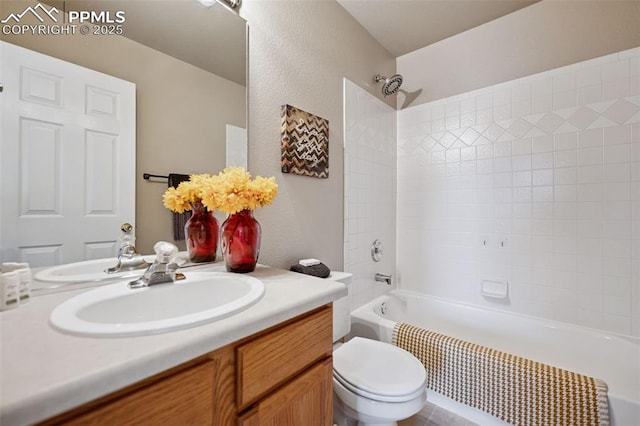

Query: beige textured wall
240;0;395;271
397;0;640;106
1;1;246;253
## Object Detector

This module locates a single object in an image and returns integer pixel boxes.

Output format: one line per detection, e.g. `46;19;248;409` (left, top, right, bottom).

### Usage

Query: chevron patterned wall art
281;104;329;178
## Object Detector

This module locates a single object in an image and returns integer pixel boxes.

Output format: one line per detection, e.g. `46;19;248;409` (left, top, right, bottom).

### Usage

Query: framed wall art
281;104;329;179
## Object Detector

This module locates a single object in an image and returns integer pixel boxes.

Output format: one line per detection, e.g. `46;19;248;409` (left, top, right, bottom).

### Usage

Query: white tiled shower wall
397;48;640;337
344;79;397;311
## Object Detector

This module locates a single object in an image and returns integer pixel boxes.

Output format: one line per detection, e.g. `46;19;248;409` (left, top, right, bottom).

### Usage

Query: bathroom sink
49;272;264;337
34;257;156;283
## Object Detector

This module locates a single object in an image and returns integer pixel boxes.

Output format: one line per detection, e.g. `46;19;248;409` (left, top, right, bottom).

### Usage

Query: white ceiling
63;0;246;85
337;0;540;57
55;0;541;85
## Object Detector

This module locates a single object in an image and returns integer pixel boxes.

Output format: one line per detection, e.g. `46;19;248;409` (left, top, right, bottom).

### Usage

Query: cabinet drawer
236;306;332;409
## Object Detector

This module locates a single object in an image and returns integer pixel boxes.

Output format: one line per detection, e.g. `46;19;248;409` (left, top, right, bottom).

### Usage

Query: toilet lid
333;337;427;400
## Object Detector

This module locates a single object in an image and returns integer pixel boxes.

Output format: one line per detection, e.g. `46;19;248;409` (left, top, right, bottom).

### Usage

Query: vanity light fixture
195;0;241;9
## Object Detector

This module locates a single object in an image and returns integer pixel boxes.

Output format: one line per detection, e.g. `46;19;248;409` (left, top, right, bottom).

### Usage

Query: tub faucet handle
375;273;392;285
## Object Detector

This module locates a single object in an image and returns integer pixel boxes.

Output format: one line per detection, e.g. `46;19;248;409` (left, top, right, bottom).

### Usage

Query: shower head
375;73;403;97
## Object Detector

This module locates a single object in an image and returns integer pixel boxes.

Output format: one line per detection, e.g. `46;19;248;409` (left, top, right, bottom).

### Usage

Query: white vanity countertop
0;263;347;426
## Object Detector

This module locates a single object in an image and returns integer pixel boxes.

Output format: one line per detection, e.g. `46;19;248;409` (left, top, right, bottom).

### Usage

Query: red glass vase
184;201;219;263
220;209;261;273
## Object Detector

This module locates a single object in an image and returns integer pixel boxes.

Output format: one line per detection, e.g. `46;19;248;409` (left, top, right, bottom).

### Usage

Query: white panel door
0;41;136;267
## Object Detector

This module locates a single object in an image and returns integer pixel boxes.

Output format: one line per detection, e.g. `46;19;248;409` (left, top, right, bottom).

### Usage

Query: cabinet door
238;358;333;426
43;360;216;426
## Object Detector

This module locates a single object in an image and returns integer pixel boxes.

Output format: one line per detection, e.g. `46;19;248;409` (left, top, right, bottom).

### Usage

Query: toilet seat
333;337;427;403
333;370;425;403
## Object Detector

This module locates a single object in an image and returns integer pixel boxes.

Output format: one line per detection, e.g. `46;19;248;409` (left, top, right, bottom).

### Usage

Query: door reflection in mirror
0;0;247;263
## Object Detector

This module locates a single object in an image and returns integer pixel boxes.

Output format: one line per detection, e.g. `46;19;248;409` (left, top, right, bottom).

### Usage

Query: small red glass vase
220;209;261;273
184;201;219;263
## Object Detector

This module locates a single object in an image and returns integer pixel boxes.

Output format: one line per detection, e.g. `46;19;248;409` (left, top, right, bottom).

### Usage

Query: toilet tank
326;272;352;342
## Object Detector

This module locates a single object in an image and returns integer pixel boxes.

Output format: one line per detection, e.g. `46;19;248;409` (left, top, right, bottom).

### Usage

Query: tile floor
399;401;478;426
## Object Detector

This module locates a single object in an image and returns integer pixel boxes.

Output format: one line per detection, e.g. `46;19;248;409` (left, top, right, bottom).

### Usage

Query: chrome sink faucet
105;223;149;274
128;242;179;289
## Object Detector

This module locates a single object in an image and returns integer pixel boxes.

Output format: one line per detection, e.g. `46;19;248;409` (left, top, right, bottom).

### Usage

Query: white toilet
328;272;427;426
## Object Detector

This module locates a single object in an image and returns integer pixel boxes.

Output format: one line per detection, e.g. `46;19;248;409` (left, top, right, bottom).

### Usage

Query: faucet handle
153;241;178;264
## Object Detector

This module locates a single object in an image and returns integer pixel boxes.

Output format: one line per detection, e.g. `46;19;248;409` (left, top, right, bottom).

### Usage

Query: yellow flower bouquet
204;167;278;214
162;167;278;272
163;167;278;214
162;174;215;213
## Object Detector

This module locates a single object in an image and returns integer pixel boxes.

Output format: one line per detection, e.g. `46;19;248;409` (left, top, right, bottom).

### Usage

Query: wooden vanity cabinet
237;359;333;426
236;306;333;425
40;306;333;426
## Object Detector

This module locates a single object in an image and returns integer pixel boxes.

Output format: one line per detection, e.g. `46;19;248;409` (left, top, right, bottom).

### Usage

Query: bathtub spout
375;273;392;285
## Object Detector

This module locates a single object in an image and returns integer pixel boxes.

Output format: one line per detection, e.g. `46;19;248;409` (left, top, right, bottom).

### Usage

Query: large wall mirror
0;0;247;264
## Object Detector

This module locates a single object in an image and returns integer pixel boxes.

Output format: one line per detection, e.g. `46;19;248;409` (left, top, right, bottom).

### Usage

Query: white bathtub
350;290;640;426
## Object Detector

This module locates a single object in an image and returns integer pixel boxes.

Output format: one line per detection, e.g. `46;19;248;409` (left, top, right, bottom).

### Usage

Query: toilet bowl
332;337;427;426
327;272;427;425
